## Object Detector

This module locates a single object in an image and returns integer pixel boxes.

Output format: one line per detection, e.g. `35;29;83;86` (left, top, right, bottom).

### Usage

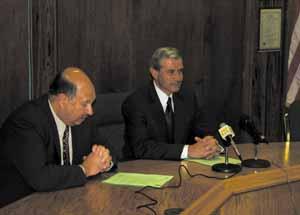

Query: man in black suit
0;67;114;207
122;47;221;160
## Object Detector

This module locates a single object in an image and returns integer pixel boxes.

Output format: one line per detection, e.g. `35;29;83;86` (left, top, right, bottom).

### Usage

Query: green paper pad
187;156;241;166
102;172;173;187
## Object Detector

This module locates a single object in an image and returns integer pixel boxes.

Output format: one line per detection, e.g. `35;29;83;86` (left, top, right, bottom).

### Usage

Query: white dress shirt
48;100;73;165
48;100;113;175
153;81;189;159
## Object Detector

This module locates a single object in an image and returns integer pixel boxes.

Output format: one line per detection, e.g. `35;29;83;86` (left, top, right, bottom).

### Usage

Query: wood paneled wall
0;0;291;142
32;0;57;96
0;0;29;123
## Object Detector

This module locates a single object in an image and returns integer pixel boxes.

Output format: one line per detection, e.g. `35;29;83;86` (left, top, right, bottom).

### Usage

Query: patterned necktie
62;125;70;165
165;97;174;144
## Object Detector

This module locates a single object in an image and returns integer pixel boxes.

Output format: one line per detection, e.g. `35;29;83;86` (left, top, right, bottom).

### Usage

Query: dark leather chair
287;100;300;141
93;92;131;161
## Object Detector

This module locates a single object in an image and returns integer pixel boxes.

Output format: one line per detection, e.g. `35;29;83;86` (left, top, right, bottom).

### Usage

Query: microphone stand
241;141;270;168
212;144;241;173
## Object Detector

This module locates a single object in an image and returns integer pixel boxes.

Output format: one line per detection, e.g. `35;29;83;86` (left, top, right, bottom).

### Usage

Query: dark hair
149;47;182;70
48;72;77;98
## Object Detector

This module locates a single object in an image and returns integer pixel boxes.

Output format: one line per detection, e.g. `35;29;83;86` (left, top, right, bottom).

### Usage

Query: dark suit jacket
122;83;211;160
0;95;115;207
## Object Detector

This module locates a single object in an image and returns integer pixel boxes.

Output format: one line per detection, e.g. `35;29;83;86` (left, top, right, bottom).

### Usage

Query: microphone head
239;114;268;144
218;122;235;140
219;122;227;128
239;114;251;130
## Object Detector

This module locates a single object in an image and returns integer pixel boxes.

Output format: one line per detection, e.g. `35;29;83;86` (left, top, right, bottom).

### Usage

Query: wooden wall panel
36;0;287;141
254;0;287;141
32;0;57;98
202;1;245;131
0;0;29;125
0;0;289;143
57;0;133;93
241;0;287;142
54;0;246;136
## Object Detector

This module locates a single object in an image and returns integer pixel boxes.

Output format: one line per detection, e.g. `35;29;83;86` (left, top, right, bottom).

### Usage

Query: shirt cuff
105;161;114;172
217;143;224;153
180;145;189;159
78;164;87;177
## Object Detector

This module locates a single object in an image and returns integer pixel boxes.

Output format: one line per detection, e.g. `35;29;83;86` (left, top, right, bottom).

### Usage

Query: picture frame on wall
258;8;282;52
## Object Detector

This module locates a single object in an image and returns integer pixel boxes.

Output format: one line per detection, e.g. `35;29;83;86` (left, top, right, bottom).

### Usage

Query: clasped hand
81;144;112;177
188;135;221;159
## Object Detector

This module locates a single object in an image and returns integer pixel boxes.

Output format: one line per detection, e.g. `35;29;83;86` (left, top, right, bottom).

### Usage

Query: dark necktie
165;97;174;144
63;125;70;165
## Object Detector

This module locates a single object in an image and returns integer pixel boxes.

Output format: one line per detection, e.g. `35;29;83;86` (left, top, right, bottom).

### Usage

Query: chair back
93;91;131;161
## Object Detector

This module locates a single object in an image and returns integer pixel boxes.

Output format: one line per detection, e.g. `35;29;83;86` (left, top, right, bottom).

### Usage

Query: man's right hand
81;145;112;177
188;136;220;159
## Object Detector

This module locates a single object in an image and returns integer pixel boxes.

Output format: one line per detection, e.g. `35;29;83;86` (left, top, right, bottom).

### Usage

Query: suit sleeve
122;98;184;160
3;117;87;192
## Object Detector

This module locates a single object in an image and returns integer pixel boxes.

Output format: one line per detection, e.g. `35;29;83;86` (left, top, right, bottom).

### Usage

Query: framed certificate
258;8;282;51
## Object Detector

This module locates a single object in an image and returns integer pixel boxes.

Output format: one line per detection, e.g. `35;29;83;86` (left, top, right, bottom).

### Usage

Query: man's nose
174;71;183;81
86;104;93;116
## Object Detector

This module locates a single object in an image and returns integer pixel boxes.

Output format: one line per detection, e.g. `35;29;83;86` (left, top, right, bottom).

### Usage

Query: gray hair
149;47;182;70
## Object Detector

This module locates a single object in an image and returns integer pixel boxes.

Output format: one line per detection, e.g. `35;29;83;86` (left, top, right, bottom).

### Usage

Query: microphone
218;123;243;161
239;114;268;144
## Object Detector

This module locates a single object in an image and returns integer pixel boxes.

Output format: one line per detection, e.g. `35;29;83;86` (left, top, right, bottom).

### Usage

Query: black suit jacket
122;83;211;160
0;95;115;207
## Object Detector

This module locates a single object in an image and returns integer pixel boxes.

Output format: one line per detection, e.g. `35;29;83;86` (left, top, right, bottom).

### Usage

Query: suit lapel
71;126;81;163
148;84;169;137
173;93;186;145
40;95;63;161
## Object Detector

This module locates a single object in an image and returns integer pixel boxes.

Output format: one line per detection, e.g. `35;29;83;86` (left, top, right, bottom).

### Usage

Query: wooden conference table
1;142;300;215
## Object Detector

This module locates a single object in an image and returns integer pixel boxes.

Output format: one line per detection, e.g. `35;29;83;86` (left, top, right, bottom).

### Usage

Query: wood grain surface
1;142;300;215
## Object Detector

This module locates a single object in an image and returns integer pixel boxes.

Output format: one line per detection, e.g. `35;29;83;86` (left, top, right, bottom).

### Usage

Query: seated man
122;47;221;160
0;67;115;207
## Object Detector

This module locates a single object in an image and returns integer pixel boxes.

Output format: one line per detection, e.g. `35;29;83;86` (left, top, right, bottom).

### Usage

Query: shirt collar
153;81;173;111
48;100;67;132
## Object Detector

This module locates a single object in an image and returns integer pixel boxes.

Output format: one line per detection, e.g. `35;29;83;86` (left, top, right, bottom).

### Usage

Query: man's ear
56;93;69;105
150;67;158;80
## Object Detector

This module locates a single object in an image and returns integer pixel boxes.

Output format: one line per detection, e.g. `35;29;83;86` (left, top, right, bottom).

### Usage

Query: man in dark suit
0;67;115;207
122;47;221;160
